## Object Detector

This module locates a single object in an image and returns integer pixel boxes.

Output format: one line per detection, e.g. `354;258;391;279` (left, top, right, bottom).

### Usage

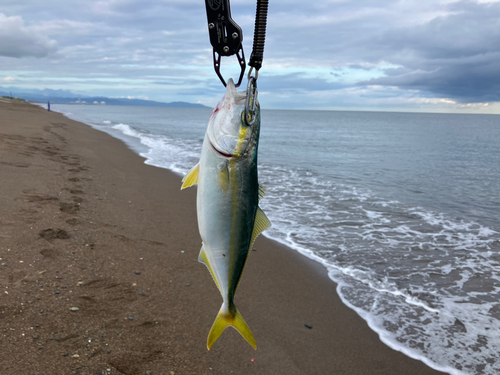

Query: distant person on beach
47;101;50;111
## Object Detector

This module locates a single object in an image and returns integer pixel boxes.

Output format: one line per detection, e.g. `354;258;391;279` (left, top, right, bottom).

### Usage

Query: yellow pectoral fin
181;163;199;190
249;207;271;250
207;305;257;350
219;166;229;195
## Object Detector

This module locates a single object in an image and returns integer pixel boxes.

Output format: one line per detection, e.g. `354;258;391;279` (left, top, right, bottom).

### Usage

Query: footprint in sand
66;218;81;226
60;202;80;214
39;228;70;241
40;248;61;258
0;161;29;168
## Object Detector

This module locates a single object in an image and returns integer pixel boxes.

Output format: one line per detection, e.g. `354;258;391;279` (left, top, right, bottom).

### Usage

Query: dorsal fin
181;163;199;190
258;184;266;201
249;207;271;251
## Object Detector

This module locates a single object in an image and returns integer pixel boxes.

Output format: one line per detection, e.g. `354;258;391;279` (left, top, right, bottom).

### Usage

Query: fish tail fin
207;303;256;350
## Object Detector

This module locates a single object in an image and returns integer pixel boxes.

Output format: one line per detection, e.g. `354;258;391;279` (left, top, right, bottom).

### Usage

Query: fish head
207;79;260;159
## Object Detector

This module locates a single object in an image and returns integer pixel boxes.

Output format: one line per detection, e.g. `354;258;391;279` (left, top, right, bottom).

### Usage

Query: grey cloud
262;0;500;104
259;73;348;93
357;1;500;102
1;0;499;108
0;13;57;58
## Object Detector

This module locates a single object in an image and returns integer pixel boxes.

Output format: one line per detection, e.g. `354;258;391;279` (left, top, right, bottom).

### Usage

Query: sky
1;0;500;113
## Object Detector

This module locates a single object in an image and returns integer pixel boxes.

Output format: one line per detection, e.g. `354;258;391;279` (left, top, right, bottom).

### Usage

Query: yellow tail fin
207;304;256;350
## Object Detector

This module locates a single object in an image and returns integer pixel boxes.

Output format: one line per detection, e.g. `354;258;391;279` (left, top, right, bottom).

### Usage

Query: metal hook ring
244;76;258;127
247;67;259;81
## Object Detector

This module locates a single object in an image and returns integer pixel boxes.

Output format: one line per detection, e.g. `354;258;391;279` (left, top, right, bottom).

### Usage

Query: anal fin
199;246;221;293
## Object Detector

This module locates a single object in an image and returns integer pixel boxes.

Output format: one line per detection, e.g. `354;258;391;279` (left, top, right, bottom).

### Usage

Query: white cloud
2;76;15;82
0;13;57;58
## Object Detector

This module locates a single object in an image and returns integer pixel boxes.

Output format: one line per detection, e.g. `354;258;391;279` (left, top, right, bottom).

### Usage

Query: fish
181;78;270;350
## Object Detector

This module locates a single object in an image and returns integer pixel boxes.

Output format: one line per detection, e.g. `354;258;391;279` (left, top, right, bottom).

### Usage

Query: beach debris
454;318;467;333
305;324;312;329
181;79;269;350
69;307;79;312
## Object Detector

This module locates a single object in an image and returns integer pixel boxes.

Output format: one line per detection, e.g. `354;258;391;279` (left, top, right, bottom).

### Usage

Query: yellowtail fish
181;78;270;349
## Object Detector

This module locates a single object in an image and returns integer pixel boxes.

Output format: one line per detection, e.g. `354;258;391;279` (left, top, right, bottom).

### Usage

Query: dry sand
0;100;446;374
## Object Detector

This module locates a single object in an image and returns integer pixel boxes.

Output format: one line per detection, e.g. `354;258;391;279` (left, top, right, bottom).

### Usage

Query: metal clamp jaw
205;0;246;87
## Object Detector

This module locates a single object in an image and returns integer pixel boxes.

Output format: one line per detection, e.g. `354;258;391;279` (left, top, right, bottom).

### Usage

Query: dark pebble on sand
139;291;144;296
128;317;134;320
63;352;69;356
135;271;141;275
32;335;39;339
305;324;312;329
185;283;191;286
55;291;60;294
1;263;6;266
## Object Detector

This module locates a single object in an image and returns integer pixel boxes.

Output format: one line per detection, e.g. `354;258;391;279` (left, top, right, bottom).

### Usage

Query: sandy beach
0;100;446;374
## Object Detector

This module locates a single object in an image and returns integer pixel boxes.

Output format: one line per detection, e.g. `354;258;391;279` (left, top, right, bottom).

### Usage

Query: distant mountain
0;86;209;108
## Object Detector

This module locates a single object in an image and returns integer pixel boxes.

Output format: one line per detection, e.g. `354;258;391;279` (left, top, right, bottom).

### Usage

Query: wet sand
0;100;446;374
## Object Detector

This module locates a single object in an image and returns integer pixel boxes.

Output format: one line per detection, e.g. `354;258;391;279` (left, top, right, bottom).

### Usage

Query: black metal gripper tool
205;0;246;87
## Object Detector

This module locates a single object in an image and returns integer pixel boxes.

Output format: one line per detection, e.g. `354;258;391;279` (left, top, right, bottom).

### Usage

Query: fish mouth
209;141;234;158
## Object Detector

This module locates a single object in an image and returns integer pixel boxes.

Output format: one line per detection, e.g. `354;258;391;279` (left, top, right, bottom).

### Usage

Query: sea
49;102;500;375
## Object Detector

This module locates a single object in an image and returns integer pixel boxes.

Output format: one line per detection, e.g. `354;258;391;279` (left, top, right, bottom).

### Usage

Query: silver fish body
181;79;270;349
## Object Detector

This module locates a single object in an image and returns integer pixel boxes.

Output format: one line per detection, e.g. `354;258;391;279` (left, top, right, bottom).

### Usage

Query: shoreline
0;100;446;374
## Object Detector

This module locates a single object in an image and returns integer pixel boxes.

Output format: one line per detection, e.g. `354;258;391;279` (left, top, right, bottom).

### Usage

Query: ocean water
51;103;500;375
